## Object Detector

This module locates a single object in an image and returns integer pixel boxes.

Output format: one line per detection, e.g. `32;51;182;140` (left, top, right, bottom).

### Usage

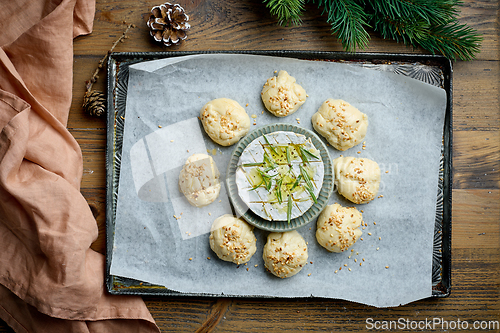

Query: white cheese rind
235;131;324;221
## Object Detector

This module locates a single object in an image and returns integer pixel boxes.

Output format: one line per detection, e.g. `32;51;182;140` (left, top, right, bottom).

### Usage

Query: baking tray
105;51;452;299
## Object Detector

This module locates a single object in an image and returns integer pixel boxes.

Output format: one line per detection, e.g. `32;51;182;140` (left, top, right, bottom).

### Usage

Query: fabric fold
0;0;159;331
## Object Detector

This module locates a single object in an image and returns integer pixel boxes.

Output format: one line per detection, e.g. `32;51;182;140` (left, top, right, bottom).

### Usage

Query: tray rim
105;50;452;300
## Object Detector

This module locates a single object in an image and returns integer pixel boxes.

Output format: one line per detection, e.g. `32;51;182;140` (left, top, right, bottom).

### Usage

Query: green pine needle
315;0;370;52
421;22;482;61
365;0;461;26
263;0;305;26
369;4;482;60
263;0;482;61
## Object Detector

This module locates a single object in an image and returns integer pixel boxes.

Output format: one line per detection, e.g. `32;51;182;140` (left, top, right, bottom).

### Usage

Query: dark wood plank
453;61;500;132
453;131;500;190
452;189;500;248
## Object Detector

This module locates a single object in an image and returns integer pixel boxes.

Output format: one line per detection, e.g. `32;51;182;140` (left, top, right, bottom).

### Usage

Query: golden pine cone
83;90;106;117
147;2;190;46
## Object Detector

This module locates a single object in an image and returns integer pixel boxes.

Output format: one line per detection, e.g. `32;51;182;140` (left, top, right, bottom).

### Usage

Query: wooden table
1;0;499;331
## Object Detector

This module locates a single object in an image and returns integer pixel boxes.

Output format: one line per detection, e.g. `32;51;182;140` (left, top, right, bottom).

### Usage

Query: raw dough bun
209;214;257;264
316;203;363;252
333;156;380;204
200;98;250;146
179;154;221;207
261;70;307;117
262;230;308;278
312;99;368;151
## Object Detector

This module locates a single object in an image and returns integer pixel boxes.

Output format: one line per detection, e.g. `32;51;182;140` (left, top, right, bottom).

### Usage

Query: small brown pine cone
83;90;106;117
147;2;190;46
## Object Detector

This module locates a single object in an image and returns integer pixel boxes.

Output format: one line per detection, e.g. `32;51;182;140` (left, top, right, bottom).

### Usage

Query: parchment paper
109;54;447;307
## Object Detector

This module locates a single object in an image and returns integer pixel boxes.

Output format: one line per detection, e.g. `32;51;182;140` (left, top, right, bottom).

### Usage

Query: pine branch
419;22;482;61
262;0;482;60
263;0;305;26
368;1;482;61
315;0;370;52
369;13;429;45
364;0;461;26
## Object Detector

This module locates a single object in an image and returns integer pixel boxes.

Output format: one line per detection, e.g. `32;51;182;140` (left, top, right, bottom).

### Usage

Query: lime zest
263;134;278;155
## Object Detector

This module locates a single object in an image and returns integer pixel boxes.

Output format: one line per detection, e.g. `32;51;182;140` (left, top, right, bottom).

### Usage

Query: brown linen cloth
0;0;159;332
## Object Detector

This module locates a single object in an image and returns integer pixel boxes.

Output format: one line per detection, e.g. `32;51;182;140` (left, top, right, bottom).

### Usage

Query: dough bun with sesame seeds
200;98;250;146
312;99;368;151
179;153;221;207
315;203;363;253
209;214;257;264
262;230;308;278
333;156;381;204
261;70;307;117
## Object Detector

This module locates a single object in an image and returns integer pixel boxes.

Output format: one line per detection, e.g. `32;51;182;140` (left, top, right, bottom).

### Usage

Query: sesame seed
385;170;389;173
376;247;379;251
207;257;211;260
362;258;365;261
334;270;338;273
308;273;311;276
208;212;211;216
158;125;162;128
373;222;377;225
385;266;389;269
170;139;174;142
368;232;372;236
354;258;357;262
246;268;249;271
344;264;347;267
379;237;381;240
189;258;193;261
246;103;249;107
254;264;258;267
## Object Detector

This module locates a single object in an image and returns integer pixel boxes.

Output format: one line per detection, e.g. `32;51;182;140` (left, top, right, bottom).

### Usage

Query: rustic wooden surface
2;0;499;331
